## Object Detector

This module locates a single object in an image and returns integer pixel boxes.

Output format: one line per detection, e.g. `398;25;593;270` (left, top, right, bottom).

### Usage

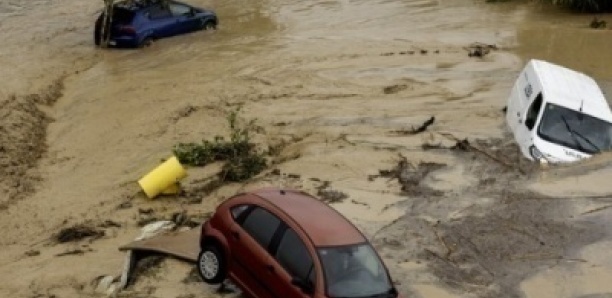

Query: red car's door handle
266;264;275;273
231;230;240;239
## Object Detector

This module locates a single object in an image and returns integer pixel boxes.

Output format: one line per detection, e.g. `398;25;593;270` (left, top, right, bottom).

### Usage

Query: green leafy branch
173;109;267;182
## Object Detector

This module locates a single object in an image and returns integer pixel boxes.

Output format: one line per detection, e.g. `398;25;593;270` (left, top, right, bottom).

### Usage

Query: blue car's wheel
139;37;153;48
201;20;216;31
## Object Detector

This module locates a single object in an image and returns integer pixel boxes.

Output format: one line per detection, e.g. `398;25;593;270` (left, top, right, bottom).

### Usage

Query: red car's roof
249;188;366;247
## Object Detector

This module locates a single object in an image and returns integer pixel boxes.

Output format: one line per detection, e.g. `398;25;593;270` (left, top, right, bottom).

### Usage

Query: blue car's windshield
538;103;612;154
318;243;393;298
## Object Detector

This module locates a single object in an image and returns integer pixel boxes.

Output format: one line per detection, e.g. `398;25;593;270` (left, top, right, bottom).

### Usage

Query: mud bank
0;0;100;207
0;79;65;209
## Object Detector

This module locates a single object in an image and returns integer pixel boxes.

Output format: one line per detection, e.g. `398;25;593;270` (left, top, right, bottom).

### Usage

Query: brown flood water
1;0;612;297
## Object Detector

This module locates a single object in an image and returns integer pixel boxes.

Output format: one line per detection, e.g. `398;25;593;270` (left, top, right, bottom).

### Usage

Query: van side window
525;93;543;130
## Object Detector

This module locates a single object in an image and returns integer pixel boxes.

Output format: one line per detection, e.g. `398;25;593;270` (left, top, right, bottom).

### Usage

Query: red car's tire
197;244;226;284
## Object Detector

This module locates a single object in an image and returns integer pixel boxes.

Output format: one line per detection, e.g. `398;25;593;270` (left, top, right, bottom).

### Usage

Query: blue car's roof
113;1;147;11
114;0;195;11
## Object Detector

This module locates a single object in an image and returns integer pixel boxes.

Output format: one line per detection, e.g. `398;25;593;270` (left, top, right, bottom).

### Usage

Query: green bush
173;109;267;182
221;153;267;182
173;137;253;166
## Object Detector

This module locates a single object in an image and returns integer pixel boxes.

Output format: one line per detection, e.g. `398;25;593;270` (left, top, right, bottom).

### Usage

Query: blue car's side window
148;6;171;20
169;3;191;16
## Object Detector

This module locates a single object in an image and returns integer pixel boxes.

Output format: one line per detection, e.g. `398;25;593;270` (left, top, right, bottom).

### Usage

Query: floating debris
376;154;446;197
391;116;435;135
25;250;40;257
383;84;408;95
55;224;105;243
590;17;607;29
465;42;498;58
316;181;349;203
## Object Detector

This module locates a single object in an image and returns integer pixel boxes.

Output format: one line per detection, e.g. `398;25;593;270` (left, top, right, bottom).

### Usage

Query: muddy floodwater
2;0;612;297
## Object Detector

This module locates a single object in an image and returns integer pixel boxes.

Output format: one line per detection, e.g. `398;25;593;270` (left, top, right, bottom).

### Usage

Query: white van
506;59;612;163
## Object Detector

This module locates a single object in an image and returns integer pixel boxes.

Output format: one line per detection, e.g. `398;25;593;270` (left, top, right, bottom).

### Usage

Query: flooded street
2;0;612;297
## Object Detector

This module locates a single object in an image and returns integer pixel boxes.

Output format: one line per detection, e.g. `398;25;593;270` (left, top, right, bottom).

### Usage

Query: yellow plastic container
160;183;181;195
138;156;187;199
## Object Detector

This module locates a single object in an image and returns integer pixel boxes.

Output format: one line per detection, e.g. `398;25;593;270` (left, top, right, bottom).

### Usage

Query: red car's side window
274;228;315;286
230;204;251;221
240;207;281;250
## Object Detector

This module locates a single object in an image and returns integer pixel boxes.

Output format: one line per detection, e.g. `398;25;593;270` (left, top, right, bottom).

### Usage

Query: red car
197;188;401;298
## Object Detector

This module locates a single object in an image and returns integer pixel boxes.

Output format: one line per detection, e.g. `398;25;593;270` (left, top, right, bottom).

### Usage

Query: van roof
530;59;612;121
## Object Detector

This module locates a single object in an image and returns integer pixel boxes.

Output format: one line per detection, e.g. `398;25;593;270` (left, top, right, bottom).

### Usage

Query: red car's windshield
318;243;393;298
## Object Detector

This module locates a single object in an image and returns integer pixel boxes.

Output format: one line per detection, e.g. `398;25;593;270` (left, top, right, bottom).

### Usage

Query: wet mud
2;0;612;297
374;137;607;297
0;79;65;209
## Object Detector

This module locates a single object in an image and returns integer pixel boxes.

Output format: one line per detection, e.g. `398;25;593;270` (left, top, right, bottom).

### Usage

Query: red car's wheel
197;244;226;284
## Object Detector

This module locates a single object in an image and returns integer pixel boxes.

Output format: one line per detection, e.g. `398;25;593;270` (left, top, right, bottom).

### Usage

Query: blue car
94;0;217;48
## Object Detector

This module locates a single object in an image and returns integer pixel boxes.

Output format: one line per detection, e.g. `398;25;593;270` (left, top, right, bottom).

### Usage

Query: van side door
517;93;544;158
508;65;543;159
508;69;534;130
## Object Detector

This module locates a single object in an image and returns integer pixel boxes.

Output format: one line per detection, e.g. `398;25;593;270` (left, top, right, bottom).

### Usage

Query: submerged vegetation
547;0;612;12
488;0;612;12
174;109;267;182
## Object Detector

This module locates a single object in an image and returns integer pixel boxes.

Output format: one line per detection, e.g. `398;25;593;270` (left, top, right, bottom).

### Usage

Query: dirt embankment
0;0;99;211
0;79;65;209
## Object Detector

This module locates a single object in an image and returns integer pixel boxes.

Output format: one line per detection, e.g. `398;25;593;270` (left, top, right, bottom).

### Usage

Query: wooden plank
119;228;201;262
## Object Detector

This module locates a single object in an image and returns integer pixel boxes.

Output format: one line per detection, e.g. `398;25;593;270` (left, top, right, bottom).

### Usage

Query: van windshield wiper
561;115;601;153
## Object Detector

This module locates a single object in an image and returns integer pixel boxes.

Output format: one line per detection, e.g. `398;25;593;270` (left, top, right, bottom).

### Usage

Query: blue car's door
169;2;200;33
145;5;177;38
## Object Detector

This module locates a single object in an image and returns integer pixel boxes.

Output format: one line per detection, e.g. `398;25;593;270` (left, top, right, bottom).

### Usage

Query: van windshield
537;103;612;154
318;243;394;298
